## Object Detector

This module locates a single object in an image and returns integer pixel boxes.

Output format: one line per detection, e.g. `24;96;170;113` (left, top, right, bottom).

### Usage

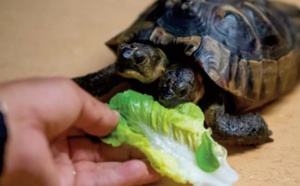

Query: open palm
52;130;159;186
0;78;160;186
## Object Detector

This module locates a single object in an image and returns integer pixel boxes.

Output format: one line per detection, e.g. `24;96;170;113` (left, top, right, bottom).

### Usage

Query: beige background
0;0;299;185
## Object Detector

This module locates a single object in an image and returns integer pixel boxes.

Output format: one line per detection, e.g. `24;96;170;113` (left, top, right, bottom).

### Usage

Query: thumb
74;90;120;137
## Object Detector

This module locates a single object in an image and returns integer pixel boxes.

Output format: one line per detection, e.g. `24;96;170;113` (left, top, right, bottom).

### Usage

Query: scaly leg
73;64;126;98
204;104;272;145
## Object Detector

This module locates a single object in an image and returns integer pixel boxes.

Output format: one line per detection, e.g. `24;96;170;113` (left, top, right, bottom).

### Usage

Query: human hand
0;77;160;186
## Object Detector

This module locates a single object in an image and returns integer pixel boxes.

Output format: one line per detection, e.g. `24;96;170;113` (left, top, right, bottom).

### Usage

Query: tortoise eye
179;87;188;97
135;50;146;64
136;56;145;64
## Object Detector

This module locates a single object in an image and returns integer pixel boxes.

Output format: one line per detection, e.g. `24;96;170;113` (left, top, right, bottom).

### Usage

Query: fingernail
113;110;120;118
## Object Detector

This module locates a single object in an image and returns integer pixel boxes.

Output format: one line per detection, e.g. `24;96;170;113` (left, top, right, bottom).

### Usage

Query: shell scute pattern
108;0;300;109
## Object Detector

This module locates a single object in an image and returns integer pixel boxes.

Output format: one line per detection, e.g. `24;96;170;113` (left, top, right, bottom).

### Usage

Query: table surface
0;0;299;185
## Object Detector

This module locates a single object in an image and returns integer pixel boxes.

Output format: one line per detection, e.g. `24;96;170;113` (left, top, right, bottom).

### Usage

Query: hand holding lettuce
103;90;238;186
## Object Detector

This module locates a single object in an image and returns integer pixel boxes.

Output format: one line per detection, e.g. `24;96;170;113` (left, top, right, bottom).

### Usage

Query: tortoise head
158;64;204;108
116;43;169;83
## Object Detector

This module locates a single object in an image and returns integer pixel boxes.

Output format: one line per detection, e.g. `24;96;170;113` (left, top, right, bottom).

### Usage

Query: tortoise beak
158;88;179;108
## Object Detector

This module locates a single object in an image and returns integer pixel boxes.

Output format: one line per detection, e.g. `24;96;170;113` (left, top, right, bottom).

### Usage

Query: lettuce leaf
103;90;238;186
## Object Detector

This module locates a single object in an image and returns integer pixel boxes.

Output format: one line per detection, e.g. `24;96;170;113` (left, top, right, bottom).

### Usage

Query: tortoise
74;0;300;145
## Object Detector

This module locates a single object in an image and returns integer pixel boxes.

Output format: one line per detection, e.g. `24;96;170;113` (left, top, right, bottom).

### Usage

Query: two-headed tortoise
75;0;300;145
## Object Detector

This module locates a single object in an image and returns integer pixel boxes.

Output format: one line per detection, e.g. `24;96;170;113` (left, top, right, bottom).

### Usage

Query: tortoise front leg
73;64;126;98
204;104;272;145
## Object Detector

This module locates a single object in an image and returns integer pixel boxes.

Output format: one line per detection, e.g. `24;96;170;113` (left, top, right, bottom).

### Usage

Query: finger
51;134;74;186
40;79;120;139
73;86;120;136
68;137;101;162
69;137;146;163
0;77;119;140
66;128;85;137
74;160;161;186
99;143;146;162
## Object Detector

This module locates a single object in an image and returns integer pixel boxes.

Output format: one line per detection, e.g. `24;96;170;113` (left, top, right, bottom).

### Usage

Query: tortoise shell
107;0;300;111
